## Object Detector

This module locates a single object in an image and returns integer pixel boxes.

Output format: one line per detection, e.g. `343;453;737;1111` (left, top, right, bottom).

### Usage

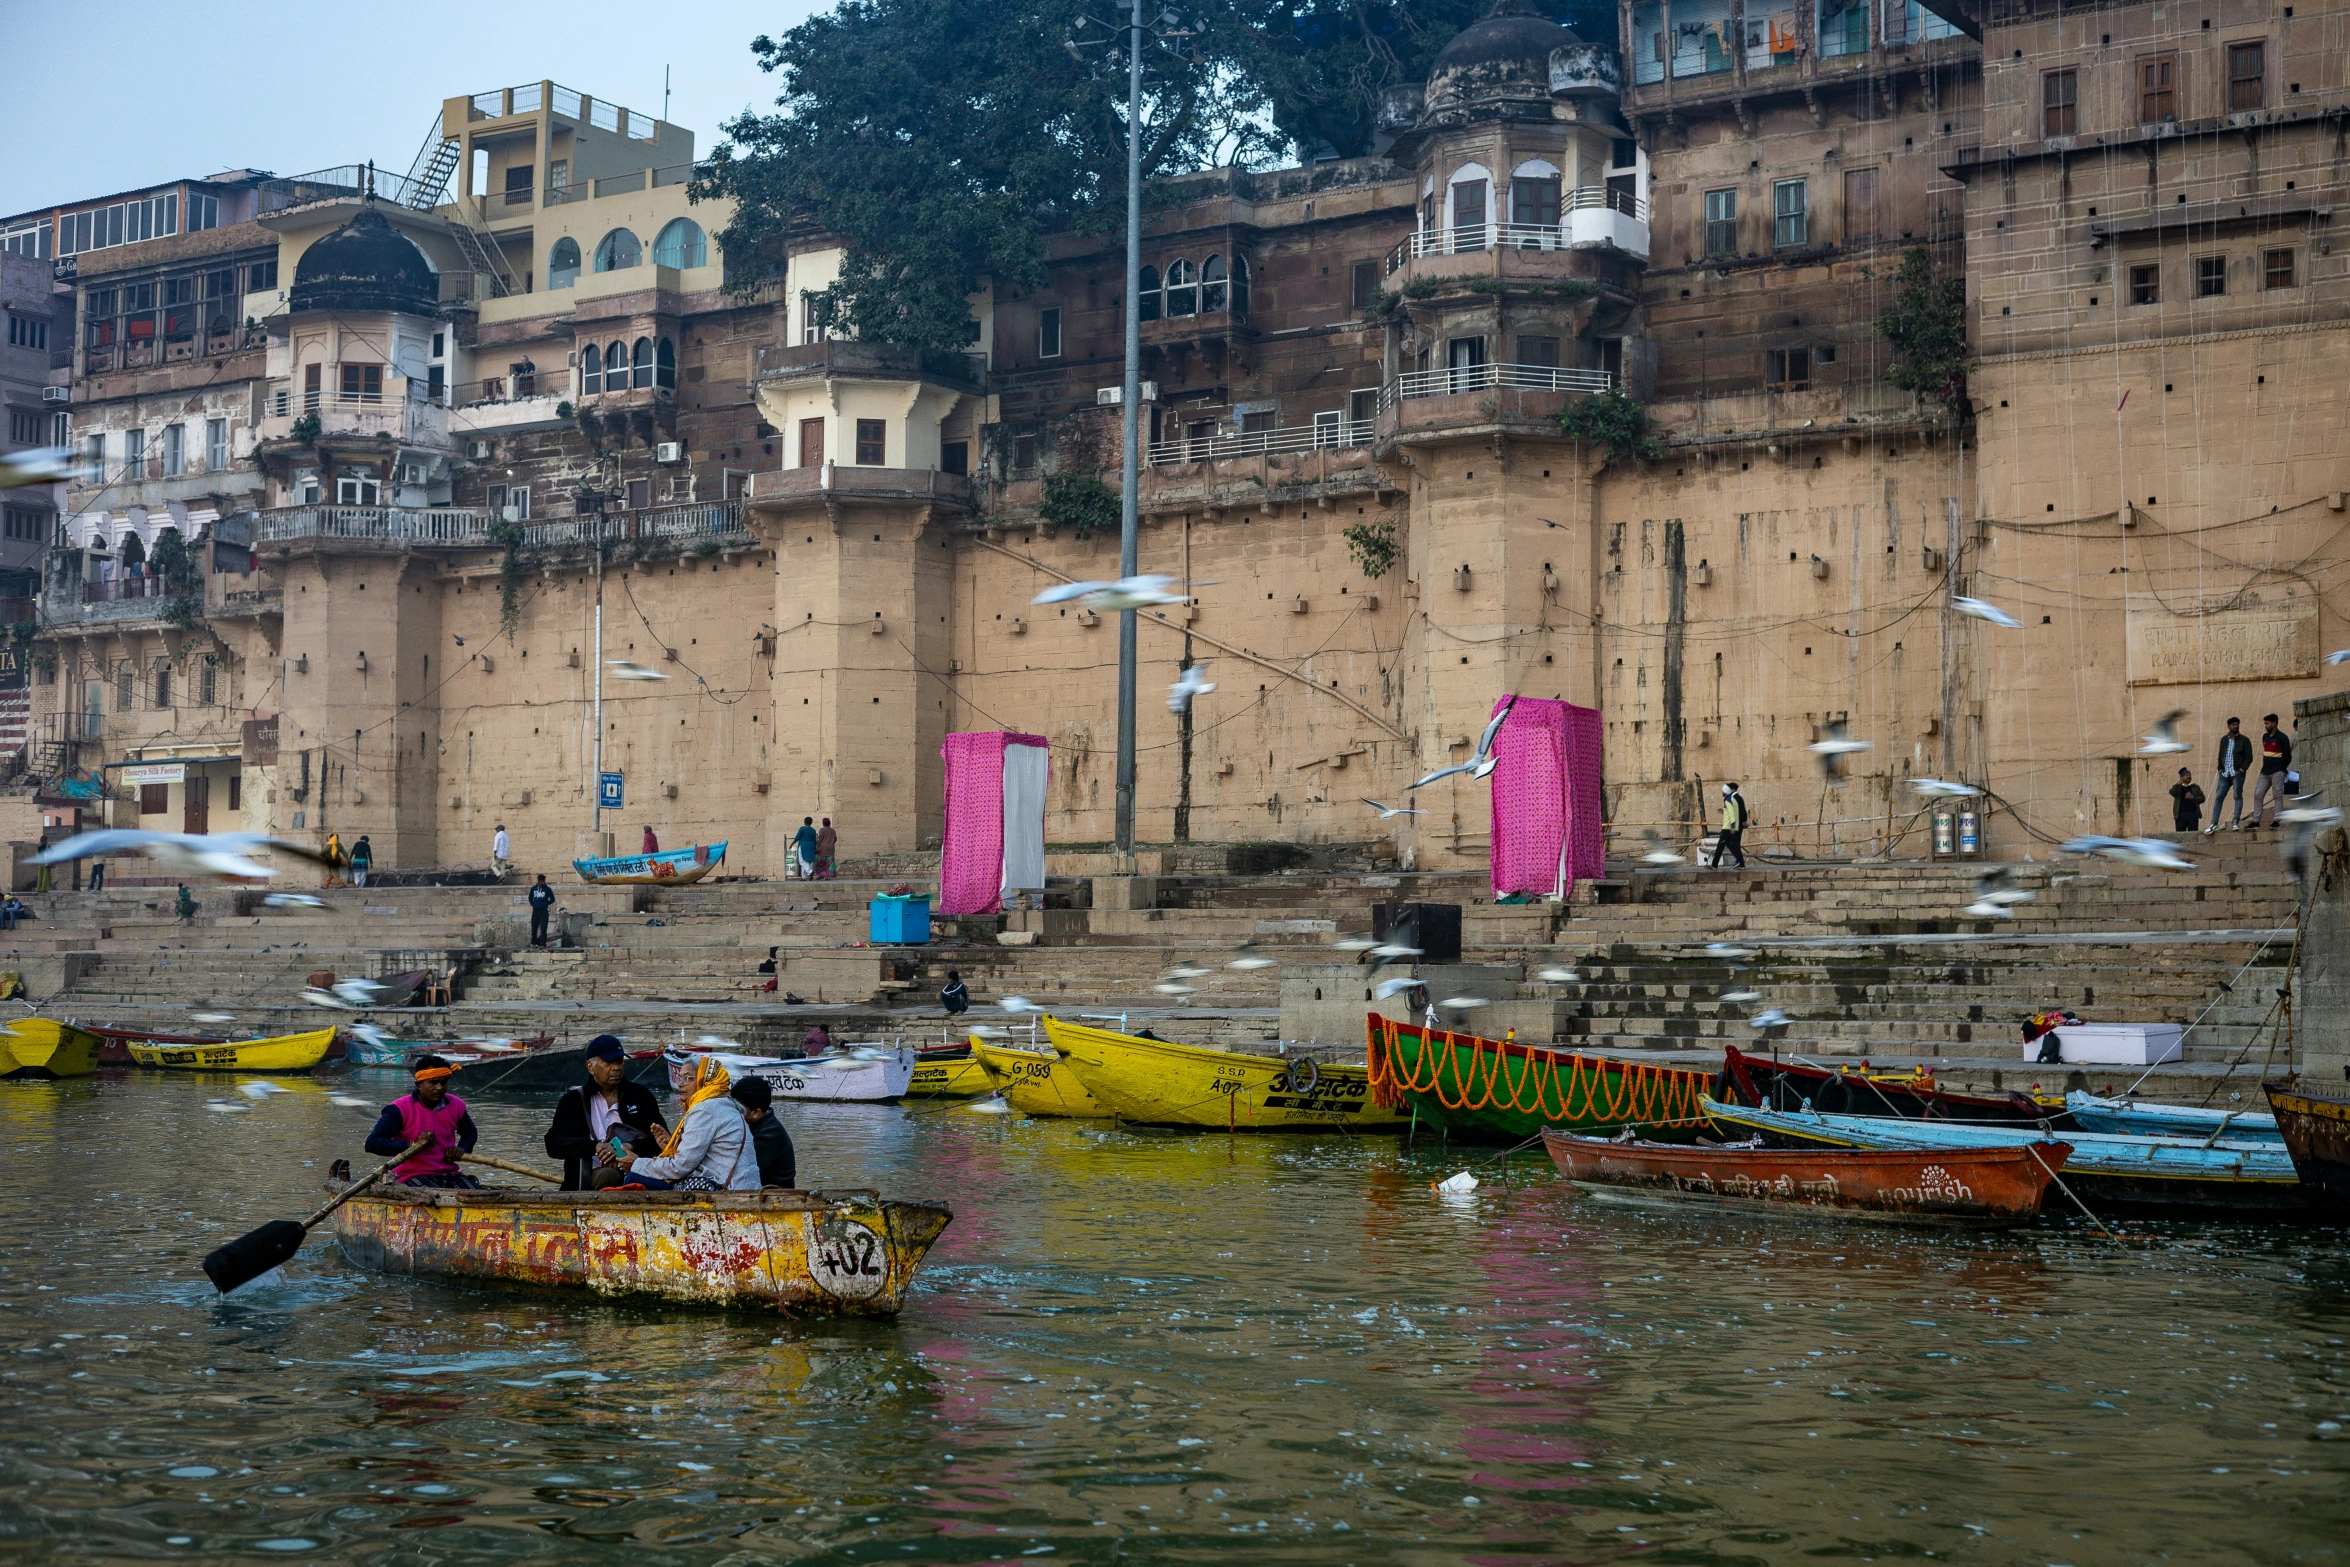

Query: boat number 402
807;1214;889;1300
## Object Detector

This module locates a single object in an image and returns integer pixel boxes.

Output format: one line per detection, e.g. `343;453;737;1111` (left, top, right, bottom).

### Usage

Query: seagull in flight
2326;649;2350;666
32;831;330;882
1810;720;1870;785
1970;864;2035;911
1372;976;1420;1001
1747;1009;1792;1030
1360;798;1423;819
1033;575;1190;612
1167;663;1215;714
2138;709;2190;756
1408;696;1517;790
2282;802;2342;884
2060;835;2195;870
0;447;74;488
607;659;670;682
1639;830;1686;865
1226;942;1276;970
1911;778;1980;799
1952;595;2023;628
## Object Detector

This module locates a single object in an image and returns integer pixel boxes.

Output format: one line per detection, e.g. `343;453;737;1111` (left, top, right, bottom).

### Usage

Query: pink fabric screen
1487;697;1604;898
938;731;1048;916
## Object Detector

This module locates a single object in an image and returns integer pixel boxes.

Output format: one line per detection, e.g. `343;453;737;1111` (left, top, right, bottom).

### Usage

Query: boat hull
2264;1082;2350;1215
1544;1130;2066;1228
0;1019;102;1079
1720;1045;2063;1124
1365;1017;1712;1142
1706;1097;2308;1213
2065;1090;2282;1143
908;1056;993;1098
126;1026;337;1073
330;1185;951;1315
970;1037;1110;1117
670;1048;916;1103
1048;1016;1407;1131
571;842;727;885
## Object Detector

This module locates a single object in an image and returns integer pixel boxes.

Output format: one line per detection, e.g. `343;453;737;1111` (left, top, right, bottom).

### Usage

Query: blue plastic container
869;895;931;945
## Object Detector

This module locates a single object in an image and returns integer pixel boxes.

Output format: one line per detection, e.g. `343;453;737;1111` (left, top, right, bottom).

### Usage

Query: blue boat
2063;1090;2282;1144
571;841;728;885
1704;1097;2308;1213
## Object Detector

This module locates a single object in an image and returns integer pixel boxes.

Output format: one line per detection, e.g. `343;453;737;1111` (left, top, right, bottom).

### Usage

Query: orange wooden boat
1542;1128;2071;1228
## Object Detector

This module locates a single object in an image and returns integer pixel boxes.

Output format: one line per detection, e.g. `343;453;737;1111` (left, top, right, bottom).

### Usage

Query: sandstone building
9;0;2347;881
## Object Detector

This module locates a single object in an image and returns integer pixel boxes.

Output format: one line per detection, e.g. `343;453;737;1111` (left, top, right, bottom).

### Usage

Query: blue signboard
598;771;625;810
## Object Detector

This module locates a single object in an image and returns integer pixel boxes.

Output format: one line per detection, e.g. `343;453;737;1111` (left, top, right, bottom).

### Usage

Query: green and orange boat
1365;1017;1713;1143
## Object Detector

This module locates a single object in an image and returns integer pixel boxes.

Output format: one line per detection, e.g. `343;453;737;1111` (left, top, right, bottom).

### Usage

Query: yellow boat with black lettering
126;1026;338;1073
1046;1016;1410;1132
908;1052;993;1098
969;1034;1112;1117
0;1019;102;1079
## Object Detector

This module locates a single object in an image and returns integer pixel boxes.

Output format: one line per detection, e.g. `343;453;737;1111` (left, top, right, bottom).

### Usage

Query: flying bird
1369;943;1423;961
1721;989;1763;1003
2282;804;2342;884
1704;942;1757;960
1330;932;1380;952
1162;963;1213;981
31;831;331;882
1973;865;2035;907
1407;695;1518;790
998;996;1041;1014
236;1080;289;1100
1952;595;2023;628
0;447;75;488
2060;835;2195;870
1639;830;1686;865
966;1096;1015;1114
1438;995;1489;1011
1151;981;1197;997
1910;778;1981;799
1373;976;1420;1001
329;1095;373;1109
264;893;328;910
190;1012;235;1024
332;978;387;1007
1535;966;1580;984
1166;663;1215;714
351;1023;392;1048
2326;649;2350;666
606;660;671;682
1810;720;1871;786
1962;900;2015;919
2138;709;2191;756
1747;1009;1793;1030
1360;799;1423;819
1226;942;1275;971
1033;574;1189;612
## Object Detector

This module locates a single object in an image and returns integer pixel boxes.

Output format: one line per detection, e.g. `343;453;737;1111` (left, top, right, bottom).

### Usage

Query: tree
1875;245;1971;414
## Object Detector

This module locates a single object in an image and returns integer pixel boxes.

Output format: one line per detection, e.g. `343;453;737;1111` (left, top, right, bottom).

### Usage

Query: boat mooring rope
1366;1018;1707;1126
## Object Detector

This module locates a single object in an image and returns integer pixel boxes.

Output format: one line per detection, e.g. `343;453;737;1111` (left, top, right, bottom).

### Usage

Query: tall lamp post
1113;0;1143;863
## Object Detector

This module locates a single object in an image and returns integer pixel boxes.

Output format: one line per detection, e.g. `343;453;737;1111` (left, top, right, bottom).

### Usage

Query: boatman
543;1035;667;1189
363;1055;482;1188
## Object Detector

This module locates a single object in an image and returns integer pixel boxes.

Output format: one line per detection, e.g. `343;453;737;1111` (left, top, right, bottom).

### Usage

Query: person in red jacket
2250;714;2294;830
641;824;660;856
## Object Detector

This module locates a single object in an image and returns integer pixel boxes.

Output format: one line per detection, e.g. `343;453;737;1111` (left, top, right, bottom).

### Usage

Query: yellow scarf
660;1055;733;1157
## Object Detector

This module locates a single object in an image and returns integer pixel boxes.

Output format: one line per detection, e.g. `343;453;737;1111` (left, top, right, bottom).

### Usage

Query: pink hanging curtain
938;731;1049;915
1487;696;1604;898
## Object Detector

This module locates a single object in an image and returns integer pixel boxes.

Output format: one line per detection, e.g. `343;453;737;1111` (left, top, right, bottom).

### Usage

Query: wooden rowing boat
127;1026;338;1073
0;1019;102;1079
346;1034;559;1069
2065;1090;2282;1143
329;1182;952;1315
1706;1097;2308;1213
969;1036;1111;1117
1719;1045;2065;1124
1048;1015;1408;1131
1364;1017;1713;1143
909;1054;994;1098
88;1025;225;1065
1543;1128;2070;1227
2263;1081;2350;1216
571;842;727;885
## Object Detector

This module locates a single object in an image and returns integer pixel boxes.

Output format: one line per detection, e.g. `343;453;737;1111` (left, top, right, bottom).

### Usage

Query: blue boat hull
571;842;727;885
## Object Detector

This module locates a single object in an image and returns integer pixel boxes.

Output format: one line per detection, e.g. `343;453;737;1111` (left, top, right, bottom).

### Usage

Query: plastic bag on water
1432;1171;1478;1195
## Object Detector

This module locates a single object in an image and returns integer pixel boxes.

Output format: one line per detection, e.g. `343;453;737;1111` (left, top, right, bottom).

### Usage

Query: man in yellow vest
1711;782;1749;869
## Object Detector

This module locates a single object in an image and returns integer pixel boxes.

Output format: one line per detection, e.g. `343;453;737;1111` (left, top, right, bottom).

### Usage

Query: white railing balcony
1146;419;1375;466
1385;362;1613;406
256;506;493;546
1387;190;1651;272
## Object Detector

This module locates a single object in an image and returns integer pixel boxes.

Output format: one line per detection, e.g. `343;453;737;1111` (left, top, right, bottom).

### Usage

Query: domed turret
290;204;438;316
1425;0;1580;113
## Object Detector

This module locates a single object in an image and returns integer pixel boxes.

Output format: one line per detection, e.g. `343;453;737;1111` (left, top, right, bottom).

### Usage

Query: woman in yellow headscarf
620;1056;759;1191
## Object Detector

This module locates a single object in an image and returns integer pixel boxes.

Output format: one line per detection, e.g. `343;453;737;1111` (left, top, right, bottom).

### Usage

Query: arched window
1164;258;1196;318
580;342;602;394
548;236;581;290
655;337;676;389
1137;264;1160;323
1200;254;1227;314
631;336;654;389
1509;158;1563;231
605;341;626;388
651;218;706;269
1447;163;1493;251
1231;254;1250;319
592;228;642;272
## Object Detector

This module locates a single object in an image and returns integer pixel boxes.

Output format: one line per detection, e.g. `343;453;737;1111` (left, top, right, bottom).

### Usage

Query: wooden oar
201;1138;427;1295
459;1152;562;1185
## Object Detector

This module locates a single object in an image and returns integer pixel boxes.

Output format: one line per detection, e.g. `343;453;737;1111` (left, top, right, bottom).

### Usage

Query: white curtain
1000;742;1048;898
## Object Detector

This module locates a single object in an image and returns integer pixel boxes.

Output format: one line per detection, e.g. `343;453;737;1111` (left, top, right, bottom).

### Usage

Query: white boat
661;1045;917;1104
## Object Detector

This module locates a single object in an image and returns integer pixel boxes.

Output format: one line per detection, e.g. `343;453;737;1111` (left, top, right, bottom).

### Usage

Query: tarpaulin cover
1487;696;1604;898
938;731;1050;916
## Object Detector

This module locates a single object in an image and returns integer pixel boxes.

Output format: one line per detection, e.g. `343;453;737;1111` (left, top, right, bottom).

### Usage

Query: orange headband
413;1066;455;1082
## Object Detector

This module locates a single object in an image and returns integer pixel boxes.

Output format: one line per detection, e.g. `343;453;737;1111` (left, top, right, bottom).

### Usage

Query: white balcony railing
1386;190;1650;272
1146;419;1375;466
257;506;494;545
1385;362;1613;406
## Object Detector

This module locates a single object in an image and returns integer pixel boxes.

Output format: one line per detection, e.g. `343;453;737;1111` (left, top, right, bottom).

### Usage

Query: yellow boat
969;1034;1112;1117
0;1019;102;1079
908;1054;994;1098
1045;1015;1410;1132
127;1026;338;1073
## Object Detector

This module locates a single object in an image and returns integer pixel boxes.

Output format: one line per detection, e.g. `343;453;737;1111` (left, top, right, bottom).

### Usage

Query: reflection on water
1;1071;2346;1563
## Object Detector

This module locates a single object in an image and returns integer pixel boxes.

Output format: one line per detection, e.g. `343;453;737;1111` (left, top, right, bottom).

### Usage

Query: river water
2;1070;2346;1565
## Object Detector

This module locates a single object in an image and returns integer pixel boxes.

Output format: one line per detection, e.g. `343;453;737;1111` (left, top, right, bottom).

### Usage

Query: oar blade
202;1219;308;1294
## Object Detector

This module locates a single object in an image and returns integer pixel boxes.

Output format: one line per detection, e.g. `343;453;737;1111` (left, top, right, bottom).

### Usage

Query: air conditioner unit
466;439;493;460
400;462;426;485
1094;382;1160;405
41;386;69;404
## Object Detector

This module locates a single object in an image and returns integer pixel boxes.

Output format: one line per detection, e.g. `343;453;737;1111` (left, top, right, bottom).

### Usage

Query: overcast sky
0;0;827;217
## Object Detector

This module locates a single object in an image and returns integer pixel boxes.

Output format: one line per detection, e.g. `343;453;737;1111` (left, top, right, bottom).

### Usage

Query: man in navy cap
543;1035;668;1189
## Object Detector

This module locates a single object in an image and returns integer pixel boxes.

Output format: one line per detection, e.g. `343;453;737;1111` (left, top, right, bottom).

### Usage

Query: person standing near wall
349;834;374;888
2170;769;2205;834
2209;718;2251;833
815;818;838;880
792;817;818;879
642;824;659;856
491;823;512;878
528;873;555;947
2252;713;2294;831
1711;782;1748;869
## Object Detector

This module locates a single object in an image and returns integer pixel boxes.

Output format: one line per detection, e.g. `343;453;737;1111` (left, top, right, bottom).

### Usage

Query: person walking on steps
792;817;818;880
2170;768;2205;835
491;823;512;879
1711;782;1749;869
349;834;373;889
86;857;104;893
2209;718;2251;833
815;818;838;880
641;824;659;856
2251;713;2293;831
528;873;556;947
